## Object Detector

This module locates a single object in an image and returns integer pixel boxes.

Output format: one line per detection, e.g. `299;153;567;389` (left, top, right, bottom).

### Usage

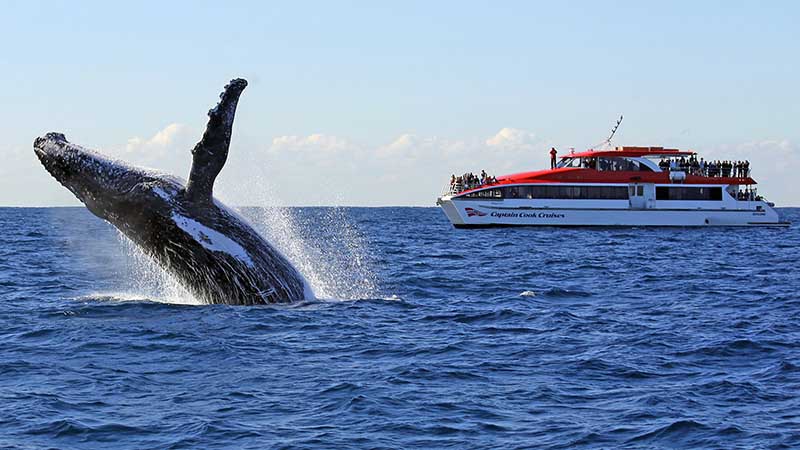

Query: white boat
436;146;789;227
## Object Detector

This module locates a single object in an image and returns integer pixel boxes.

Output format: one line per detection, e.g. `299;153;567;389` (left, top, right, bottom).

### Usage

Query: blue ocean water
1;206;799;449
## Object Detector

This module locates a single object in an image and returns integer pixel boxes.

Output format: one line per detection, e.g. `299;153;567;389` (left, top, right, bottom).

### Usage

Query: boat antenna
593;115;623;150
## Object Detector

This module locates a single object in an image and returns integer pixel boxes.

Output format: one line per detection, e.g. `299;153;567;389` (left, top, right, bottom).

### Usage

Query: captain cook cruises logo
465;207;487;217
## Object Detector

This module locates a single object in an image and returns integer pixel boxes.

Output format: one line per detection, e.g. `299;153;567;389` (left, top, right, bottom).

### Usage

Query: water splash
240;207;380;300
110;169;379;303
221;181;380;300
115;232;201;305
113;202;379;304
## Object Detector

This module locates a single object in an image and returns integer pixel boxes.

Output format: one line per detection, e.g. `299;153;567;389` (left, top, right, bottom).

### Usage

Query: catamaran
437;146;789;227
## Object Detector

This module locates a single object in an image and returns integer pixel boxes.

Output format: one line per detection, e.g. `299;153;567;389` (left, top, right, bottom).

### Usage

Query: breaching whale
34;78;313;305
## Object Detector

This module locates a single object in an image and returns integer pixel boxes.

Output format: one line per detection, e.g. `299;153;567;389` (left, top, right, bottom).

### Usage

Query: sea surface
1;206;799;449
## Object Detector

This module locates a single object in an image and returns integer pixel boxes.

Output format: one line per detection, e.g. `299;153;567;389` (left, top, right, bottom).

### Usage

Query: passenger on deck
550;147;557;169
722;161;731;177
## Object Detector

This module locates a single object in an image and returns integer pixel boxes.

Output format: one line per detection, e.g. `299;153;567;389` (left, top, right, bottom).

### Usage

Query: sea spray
116;231;200;305
245;206;379;300
219;180;380;300
111;173;380;303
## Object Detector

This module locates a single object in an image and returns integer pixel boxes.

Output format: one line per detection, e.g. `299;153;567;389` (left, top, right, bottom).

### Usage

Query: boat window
503;185;628;200
557;158;582;168
462;188;503;199
655;186;723;201
522;186;534;199
597;158;653;172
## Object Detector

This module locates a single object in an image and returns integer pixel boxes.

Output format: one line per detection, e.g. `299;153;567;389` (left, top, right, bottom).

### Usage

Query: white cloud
486;127;537;149
150;123;186;147
107;123;196;178
124;123;189;156
378;133;419;155
262;134;362;176
376;134;465;162
270;134;355;153
241;128;547;206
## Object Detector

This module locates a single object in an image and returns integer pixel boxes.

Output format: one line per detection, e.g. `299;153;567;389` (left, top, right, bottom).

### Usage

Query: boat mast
593;115;623;150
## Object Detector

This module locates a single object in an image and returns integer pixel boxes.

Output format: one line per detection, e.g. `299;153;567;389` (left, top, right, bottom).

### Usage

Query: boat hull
437;198;788;227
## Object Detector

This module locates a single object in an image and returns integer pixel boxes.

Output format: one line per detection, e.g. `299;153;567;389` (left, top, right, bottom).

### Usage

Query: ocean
1;206;798;449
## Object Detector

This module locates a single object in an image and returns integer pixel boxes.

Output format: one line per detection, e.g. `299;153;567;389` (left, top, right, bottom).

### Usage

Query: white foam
171;213;254;267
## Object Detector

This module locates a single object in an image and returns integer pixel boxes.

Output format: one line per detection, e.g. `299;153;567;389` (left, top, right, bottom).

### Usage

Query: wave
74;292;201;306
25;419;150;438
675;338;775;358
627;419;711;444
540;287;594;298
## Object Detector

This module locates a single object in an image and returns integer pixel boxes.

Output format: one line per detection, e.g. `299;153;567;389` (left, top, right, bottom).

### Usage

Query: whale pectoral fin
185;78;248;203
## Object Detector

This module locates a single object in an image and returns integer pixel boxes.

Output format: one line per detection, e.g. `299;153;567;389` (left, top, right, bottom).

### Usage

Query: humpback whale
34;78;313;305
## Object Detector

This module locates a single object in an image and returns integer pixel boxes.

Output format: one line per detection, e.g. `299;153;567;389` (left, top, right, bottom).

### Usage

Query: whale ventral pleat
185;78;248;204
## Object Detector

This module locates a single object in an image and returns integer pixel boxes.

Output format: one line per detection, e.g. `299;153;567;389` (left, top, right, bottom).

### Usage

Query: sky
2;1;798;206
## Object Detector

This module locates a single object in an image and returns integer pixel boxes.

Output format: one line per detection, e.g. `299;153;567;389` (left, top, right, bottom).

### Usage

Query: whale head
33;132;179;219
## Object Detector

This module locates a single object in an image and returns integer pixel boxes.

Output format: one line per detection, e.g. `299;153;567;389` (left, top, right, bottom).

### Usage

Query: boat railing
661;165;751;178
444;181;494;196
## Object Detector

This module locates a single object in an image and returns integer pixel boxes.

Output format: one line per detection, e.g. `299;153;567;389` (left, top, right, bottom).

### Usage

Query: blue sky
2;1;798;206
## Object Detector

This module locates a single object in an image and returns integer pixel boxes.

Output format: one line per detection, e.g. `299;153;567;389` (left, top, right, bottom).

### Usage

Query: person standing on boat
550;147;557;169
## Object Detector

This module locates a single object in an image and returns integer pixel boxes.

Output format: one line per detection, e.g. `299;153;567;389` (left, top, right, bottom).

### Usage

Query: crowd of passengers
658;156;751;178
735;188;762;201
450;170;498;192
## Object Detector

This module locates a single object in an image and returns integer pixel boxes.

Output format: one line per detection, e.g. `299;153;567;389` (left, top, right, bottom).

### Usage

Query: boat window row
461;185;630;200
558;157;653;172
460;185;725;201
655;186;722;201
